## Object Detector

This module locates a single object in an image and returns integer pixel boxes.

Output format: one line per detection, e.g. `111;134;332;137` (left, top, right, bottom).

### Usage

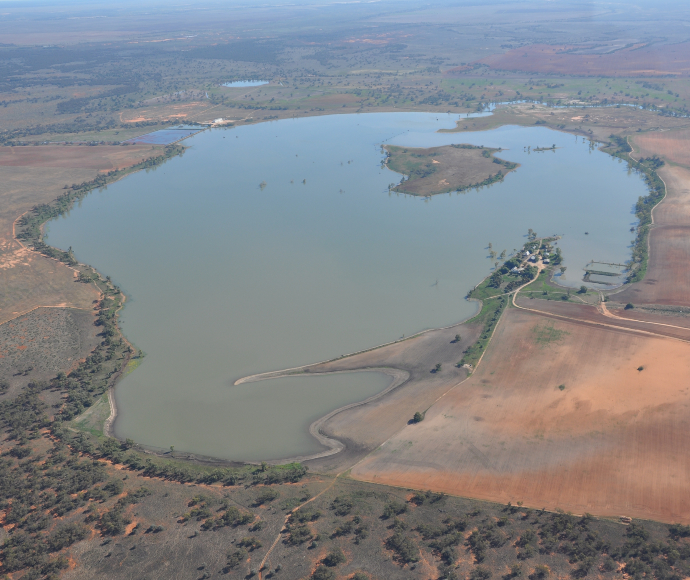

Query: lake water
222;80;269;87
46;112;647;461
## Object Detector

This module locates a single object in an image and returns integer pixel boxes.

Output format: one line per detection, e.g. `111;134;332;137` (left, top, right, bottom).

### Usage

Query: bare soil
294;320;483;474
479;42;690;76
351;306;690;523
615;165;690;306
632;129;690;168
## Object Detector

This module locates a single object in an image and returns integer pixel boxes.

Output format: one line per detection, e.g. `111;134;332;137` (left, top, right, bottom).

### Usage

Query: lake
46;112;647;461
222;80;270;87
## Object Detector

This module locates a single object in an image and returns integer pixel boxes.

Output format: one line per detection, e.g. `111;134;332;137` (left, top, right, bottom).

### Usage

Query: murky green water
46;112;647;460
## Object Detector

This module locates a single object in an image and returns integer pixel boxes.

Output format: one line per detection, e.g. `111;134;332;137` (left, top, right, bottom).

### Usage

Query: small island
384;143;518;196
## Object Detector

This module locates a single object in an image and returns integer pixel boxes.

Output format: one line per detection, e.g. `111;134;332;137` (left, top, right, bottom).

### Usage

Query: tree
413;412;424;423
625;303;634;310
432;363;442;373
578;285;587;294
453;334;461;343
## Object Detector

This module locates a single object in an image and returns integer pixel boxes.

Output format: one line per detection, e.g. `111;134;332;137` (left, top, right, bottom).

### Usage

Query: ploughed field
478;42;690;77
350;306;690;523
632;130;690;168
616;164;690;307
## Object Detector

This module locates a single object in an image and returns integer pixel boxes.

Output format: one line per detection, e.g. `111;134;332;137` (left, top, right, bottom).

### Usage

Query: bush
312;565;335;580
253;488;279;506
529;565;550;580
331;496;353;516
471;566;492;580
47;523;87;552
226;549;247;569
385;530;419;563
323;547;346;567
382;500;407;519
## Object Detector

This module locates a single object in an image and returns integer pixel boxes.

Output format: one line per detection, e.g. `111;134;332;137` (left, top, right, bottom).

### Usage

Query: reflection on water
46;113;648;460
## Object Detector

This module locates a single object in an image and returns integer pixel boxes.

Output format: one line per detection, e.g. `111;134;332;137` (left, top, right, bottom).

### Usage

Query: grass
531;322;569;347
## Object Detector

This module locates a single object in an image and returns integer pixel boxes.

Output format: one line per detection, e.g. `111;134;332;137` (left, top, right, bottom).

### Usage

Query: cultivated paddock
0;144;157;170
615;165;690;307
351;306;690;523
479;42;690;76
632;130;690;168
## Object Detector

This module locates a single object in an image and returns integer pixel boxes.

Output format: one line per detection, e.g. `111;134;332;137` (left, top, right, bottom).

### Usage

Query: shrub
529;565;550;580
323;547;346;567
331;496;353;516
312;565;335;580
385;531;419;563
382;500;407;519
238;537;262;551
226;549;247;569
47;523;87;552
253;488;279;506
471;566;492;580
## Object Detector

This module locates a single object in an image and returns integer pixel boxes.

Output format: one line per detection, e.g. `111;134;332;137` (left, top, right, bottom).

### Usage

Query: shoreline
13;104;665;467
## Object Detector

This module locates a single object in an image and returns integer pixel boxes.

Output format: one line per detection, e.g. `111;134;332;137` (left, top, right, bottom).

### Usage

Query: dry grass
351;306;690;523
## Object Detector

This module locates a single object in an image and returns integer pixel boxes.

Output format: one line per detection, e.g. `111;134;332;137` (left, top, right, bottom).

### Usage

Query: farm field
615;165;690;307
480;42;690;77
350;306;690;523
632;130;690;168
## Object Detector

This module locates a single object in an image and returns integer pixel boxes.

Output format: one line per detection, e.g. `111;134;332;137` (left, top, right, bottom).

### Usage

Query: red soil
351;307;690;523
475;42;690;77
